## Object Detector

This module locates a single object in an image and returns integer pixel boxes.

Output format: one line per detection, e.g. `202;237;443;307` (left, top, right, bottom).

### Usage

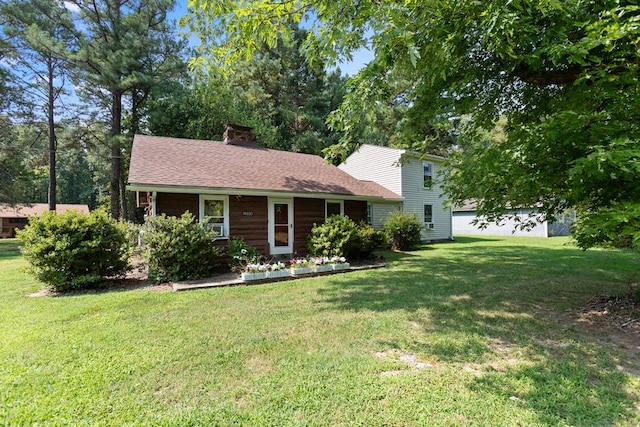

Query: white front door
268;198;293;255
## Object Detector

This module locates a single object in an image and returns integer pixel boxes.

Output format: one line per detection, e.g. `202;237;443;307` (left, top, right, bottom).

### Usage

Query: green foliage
383;211;423;251
16;208;130;291
189;0;640;249
227;237;262;271
358;222;389;254
140;212;223;284
152;23;347;156
572;203;640;251
307;215;385;260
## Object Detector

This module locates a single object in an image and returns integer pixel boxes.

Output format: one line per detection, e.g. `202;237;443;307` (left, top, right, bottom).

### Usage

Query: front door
268;198;293;255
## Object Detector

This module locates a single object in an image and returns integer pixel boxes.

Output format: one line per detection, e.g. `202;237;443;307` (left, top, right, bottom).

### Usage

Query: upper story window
199;195;229;238
326;200;343;218
423;161;433;188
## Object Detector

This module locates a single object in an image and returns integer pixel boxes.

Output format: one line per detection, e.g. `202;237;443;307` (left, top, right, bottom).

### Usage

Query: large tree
0;0;76;210
71;0;185;219
188;0;640;249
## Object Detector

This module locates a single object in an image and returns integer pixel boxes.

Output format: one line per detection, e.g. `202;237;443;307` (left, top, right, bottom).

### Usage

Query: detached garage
452;203;574;237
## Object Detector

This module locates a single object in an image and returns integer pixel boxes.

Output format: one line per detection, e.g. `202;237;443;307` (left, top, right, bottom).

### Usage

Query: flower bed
290;258;312;275
241;257;350;281
312;257;333;273
330;256;350;271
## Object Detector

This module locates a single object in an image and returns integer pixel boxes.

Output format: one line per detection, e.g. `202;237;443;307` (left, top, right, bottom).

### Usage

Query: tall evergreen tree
228;25;347;155
70;0;186;219
0;0;76;210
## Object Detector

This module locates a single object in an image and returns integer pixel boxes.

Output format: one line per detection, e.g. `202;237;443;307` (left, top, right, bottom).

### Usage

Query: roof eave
127;183;404;203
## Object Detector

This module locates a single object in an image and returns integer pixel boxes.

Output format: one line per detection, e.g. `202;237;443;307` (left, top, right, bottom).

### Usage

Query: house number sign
242;211;254;216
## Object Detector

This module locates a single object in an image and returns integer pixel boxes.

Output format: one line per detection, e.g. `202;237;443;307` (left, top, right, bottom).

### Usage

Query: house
338;144;453;242
0;203;90;238
452;202;574;237
127;125;403;256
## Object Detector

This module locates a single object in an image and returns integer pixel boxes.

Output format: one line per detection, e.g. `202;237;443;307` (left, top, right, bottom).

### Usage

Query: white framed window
424;204;434;228
199;195;229;238
366;203;373;225
423;161;433;188
326;200;343;218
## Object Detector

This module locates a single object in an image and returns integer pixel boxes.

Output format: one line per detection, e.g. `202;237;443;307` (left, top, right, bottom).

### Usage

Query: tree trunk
47;59;56;212
110;90;122;219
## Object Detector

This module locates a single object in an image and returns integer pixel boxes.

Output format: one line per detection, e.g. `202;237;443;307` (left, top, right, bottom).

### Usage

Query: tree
144;72;275;143
188;0;640;249
148;25;348;156
71;0;186;219
0;0;76;211
226;25;347;155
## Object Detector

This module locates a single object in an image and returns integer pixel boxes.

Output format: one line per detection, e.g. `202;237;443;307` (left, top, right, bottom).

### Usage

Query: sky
169;1;374;77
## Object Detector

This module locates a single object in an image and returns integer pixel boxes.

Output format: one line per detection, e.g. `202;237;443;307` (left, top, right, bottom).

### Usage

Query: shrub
140;212;224;283
307;215;386;260
358;222;389;255
383;211;424;251
17;208;130;292
227;237;262;271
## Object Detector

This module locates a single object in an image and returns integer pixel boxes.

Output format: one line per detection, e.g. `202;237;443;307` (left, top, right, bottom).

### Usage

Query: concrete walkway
172;263;385;292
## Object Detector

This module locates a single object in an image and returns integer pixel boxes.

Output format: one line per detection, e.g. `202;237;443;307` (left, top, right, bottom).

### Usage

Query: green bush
227;237;263;271
17;208;130;291
358;222;389;254
307;215;386;260
140;212;224;283
383;211;424;251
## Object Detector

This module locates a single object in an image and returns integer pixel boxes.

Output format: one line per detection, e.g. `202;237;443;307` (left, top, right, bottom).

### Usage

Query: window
326;200;343;218
423;204;433;224
366;203;373;225
423;161;433;188
200;195;229;238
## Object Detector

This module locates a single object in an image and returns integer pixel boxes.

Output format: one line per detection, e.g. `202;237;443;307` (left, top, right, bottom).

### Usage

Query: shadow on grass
0;239;22;262
317;242;640;425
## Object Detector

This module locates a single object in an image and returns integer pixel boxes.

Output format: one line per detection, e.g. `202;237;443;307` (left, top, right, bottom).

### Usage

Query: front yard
1;236;639;425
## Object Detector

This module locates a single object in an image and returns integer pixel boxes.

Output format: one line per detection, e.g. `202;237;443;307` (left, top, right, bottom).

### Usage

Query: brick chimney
223;124;257;145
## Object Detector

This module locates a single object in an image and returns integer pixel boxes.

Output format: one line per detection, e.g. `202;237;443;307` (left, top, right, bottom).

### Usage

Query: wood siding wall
150;192;370;255
293;197;325;254
229;196;269;254
156;193;198;218
344;200;367;223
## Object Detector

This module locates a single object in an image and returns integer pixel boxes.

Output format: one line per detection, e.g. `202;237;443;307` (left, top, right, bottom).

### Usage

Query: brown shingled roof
128;135;402;201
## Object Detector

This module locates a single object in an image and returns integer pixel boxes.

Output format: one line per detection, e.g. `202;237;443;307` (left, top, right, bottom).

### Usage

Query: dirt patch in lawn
574;287;640;376
580;289;640;335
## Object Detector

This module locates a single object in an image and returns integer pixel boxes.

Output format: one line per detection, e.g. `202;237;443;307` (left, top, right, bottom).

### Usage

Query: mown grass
1;236;639;426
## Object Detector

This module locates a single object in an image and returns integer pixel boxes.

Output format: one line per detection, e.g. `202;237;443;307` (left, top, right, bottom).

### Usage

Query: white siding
370;202;402;230
452;209;548;237
339;145;403;194
399;156;452;241
339;145;452;241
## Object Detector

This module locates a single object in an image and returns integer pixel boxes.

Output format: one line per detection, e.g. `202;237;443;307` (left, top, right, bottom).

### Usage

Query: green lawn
1;236;639;426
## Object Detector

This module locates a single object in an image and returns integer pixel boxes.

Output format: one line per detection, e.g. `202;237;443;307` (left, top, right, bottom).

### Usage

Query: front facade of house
338;144;453;241
127;127;403;255
0;203;90;238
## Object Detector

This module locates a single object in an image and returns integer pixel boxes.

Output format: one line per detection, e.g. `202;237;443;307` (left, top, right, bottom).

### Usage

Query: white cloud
63;1;80;13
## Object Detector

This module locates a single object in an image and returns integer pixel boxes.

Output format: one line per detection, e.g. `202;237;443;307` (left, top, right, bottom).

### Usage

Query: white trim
199;195;229;238
126;184;403;202
325;200;343;218
268;198;294;255
151;191;157;216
